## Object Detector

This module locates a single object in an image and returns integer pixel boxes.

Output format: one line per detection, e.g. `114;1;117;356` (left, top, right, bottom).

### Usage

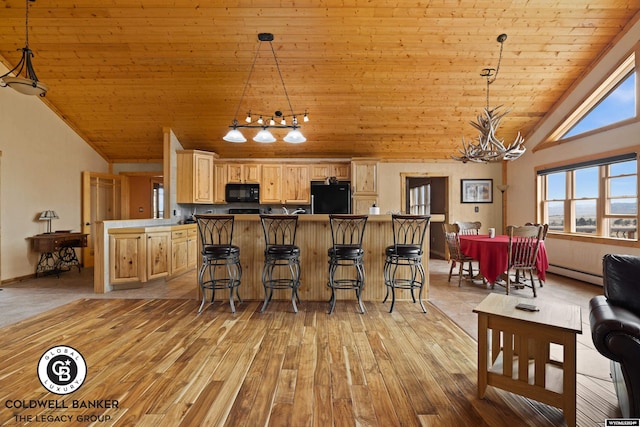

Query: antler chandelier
452;34;525;163
223;33;308;144
0;0;48;97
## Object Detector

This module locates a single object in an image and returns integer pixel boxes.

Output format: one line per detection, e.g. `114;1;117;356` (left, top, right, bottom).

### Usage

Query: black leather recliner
589;254;640;418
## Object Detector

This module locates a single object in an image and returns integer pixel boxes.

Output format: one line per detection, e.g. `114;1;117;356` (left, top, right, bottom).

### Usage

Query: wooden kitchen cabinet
351;159;378;195
227;163;260;183
310;163;350;181
109;232;145;285
176;150;215;204
213;162;228;204
283;164;310;204
260;164;283;203
171;226;198;276
146;230;170;280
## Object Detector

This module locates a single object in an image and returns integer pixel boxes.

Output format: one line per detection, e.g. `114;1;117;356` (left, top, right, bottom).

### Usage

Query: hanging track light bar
223;33;308;144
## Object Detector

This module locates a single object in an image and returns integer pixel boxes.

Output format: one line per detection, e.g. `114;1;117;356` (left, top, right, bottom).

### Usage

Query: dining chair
260;214;301;313
523;222;549;287
455;221;482;235
505;224;544;297
442;223;476;287
327;214;368;314
194;214;242;313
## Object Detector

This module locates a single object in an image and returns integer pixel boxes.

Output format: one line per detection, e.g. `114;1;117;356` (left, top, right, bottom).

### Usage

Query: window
547;54;636;142
538;155;638;240
563;72;636;138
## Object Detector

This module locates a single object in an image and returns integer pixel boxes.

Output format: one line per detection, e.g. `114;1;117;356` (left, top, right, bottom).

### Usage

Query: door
82;172;124;267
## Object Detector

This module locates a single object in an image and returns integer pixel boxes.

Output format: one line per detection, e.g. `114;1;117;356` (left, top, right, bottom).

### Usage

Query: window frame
537;154;638;244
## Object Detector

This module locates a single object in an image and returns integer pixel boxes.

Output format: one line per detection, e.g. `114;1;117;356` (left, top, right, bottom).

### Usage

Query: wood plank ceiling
1;1;639;163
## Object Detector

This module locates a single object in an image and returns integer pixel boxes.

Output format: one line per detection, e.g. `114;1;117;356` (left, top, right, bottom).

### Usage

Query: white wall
0;68;109;280
507;13;640;283
377;160;503;232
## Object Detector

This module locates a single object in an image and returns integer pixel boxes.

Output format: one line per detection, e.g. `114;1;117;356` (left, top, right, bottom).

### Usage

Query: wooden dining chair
505;224;544;297
455;221;482;235
442;223;476;287
523;222;549;287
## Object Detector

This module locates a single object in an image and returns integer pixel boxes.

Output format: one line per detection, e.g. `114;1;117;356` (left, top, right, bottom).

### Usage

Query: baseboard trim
547;263;603;286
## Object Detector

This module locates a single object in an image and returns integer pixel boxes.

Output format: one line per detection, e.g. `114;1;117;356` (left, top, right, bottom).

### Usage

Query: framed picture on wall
461;179;493;203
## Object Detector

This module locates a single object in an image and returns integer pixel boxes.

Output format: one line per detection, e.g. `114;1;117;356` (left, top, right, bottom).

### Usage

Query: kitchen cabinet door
213;163;228;204
147;231;170;280
351;160;378;195
109;233;145;284
283;164;310;204
176;150;214;204
260;164;283;203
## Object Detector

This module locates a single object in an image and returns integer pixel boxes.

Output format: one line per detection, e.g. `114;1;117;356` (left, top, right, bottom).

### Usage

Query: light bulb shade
253;129;276;143
39;210;59;220
223;129;247;143
283;129;306;143
2;76;48;97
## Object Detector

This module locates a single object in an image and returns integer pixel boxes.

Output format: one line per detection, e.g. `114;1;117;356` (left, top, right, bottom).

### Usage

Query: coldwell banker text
5;399;118;424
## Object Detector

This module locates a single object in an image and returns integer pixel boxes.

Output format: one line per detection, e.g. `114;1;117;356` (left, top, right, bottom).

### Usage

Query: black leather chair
589;254;640;418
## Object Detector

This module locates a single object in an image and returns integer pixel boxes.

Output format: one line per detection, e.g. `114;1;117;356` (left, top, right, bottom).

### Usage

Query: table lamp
39;210;59;234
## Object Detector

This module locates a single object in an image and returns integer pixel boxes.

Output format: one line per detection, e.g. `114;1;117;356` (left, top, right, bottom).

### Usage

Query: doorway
400;174;448;259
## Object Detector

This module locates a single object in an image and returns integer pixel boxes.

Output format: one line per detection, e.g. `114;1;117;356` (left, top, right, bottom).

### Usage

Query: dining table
458;234;549;285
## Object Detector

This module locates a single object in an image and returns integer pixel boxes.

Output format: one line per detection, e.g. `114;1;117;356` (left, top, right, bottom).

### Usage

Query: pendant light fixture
0;0;48;97
223;33;308;144
452;34;524;163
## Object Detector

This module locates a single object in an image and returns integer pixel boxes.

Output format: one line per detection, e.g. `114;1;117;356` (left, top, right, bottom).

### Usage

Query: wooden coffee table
473;293;582;427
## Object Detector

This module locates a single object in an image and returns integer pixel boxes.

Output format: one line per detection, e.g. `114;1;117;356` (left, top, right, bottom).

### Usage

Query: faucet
282;207;305;215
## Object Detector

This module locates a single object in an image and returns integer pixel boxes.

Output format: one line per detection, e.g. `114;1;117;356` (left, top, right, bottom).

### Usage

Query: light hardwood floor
0;259;619;426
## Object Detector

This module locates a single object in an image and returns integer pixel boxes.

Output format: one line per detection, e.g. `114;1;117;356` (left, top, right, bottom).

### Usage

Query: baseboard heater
547;263;603;286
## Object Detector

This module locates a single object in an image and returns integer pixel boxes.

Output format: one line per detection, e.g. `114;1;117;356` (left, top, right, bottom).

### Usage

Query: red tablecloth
458;234;549;284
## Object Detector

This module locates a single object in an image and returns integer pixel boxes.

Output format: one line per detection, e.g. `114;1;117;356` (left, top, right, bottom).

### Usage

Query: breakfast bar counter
95;215;430;305
216;214;429;303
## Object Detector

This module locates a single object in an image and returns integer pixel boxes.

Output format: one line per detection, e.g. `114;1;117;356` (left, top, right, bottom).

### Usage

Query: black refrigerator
311;181;351;214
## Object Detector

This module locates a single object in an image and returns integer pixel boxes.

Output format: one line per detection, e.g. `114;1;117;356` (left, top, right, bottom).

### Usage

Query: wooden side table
29;232;88;277
473;293;582;427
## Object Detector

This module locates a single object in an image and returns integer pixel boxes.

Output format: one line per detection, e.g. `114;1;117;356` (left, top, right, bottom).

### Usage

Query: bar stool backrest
260;214;299;247
329;214;368;248
392;214;431;252
195;215;235;250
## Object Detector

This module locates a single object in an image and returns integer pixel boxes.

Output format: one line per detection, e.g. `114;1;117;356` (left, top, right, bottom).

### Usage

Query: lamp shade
253;129;276;143
39;210;59;220
283;129;306;143
2;76;48;97
223;129;247;143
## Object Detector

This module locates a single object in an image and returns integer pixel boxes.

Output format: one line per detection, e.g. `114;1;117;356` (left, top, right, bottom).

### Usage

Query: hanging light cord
24;0;30;48
482;34;506;110
268;40;296;121
230;38;263;124
230;35;296;125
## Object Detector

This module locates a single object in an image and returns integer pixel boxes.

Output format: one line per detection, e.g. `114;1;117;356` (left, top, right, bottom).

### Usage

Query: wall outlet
474;206;479;213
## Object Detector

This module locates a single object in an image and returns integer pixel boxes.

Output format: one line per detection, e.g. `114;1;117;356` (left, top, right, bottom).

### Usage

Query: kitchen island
206;214;430;304
96;215;430;305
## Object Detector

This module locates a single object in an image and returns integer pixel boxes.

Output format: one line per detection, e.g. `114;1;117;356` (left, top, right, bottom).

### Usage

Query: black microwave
225;183;259;203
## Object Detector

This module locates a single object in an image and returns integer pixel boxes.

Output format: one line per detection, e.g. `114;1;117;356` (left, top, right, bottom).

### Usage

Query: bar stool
327;214;368;314
194;214;242;313
260;214;301;313
383;214;431;313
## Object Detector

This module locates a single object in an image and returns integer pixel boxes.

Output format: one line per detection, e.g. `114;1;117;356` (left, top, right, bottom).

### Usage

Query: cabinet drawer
188;228;198;238
172;230;187;239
